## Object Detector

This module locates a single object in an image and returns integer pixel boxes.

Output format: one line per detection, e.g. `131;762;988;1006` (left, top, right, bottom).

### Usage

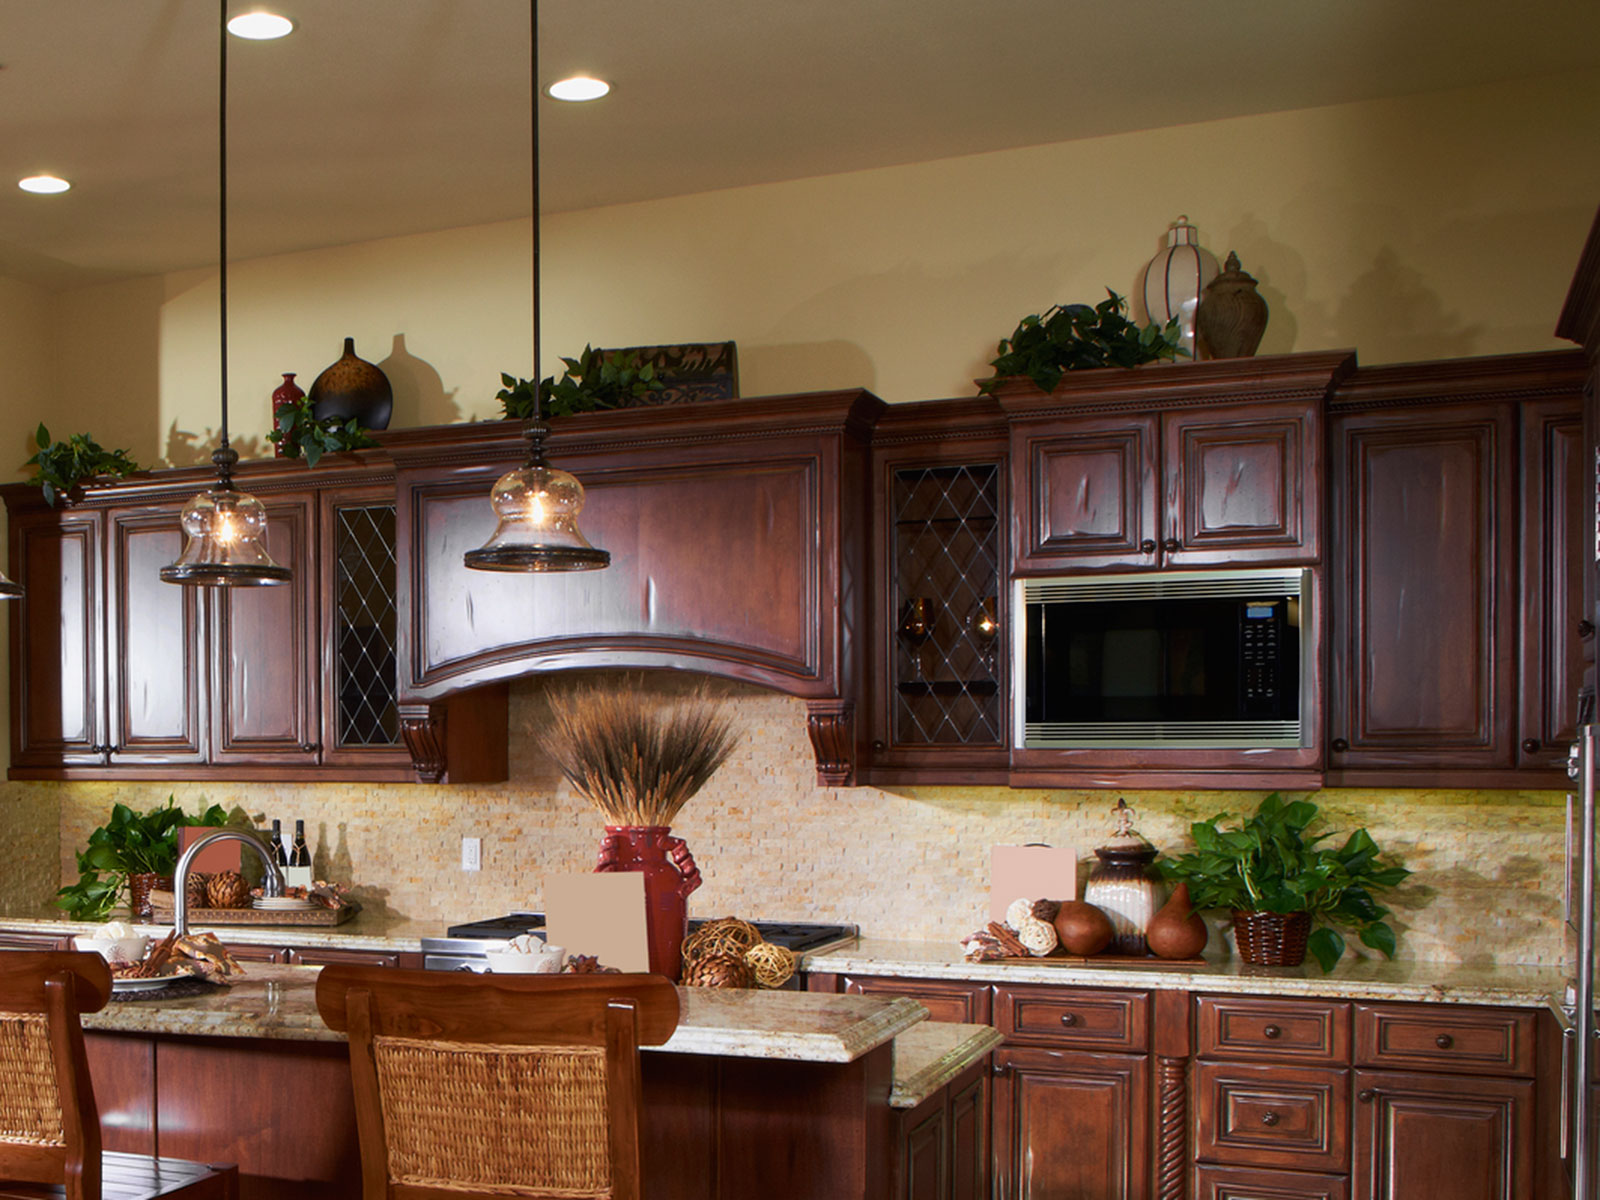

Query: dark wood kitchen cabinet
994;353;1351;575
1327;352;1587;787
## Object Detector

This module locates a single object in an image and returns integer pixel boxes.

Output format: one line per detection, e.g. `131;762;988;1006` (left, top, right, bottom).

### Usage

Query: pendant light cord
529;0;542;428
215;0;236;485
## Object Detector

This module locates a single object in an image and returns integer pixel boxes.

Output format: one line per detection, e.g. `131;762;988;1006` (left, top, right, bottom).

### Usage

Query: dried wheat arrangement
538;684;738;826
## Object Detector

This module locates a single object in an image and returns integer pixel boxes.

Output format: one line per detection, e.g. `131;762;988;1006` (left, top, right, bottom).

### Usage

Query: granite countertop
79;963;930;1064
0;906;440;952
889;1022;1003;1110
802;937;1569;1009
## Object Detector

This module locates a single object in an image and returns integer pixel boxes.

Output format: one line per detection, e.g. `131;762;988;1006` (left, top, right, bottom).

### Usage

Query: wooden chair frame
315;965;679;1200
0;951;237;1200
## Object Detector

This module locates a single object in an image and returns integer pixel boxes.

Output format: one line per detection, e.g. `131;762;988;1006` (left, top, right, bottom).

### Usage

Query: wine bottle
270;818;288;868
289;819;311;867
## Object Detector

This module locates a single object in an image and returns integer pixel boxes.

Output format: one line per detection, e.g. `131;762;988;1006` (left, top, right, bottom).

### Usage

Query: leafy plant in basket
268;395;379;467
1156;793;1411;972
498;345;664;420
24;424;142;507
977;290;1186;396
56;798;229;921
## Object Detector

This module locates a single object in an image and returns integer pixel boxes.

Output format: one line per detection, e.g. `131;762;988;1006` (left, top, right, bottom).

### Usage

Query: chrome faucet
173;828;286;938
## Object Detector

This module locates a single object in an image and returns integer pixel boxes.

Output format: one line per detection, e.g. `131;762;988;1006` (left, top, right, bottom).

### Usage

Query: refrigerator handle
1565;1021;1575;1161
1572;725;1598;1200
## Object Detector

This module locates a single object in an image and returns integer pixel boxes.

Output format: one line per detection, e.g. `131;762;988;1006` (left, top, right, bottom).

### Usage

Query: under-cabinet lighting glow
547;75;610;102
18;175;70;194
227;11;294;40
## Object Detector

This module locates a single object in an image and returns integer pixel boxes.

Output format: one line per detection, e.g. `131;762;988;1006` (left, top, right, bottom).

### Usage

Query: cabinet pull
301;743;317;753
871;739;885;751
1260;1111;1280;1127
991;1060;1011;1077
1522;738;1540;754
1161;537;1180;553
1580;619;1595;638
1331;737;1350;753
1059;1013;1077;1026
1357;1089;1376;1103
1140;539;1157;554
1262;1024;1281;1039
1435;1033;1453;1049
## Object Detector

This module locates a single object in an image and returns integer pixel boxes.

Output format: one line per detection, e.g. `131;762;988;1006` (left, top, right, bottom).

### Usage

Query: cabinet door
210;496;319;765
9;508;105;768
104;504;204;764
1163;401;1319;566
1011;415;1158;572
992;1047;1148;1200
1352;1069;1532;1200
1328;405;1516;773
1518;398;1585;765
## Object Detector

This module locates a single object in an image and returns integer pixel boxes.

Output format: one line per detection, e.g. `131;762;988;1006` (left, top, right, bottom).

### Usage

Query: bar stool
0;951;238;1200
315;965;679;1200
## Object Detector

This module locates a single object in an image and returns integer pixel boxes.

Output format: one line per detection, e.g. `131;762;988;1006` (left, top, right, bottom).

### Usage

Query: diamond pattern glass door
334;505;399;747
891;463;1002;746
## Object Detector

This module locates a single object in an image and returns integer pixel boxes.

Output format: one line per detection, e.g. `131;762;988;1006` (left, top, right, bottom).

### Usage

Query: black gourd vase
308;337;393;430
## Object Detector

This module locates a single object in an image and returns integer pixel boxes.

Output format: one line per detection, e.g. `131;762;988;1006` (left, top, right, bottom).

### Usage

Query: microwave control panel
1240;600;1285;715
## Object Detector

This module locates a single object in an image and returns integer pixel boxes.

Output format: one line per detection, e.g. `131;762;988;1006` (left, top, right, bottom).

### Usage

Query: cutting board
989;845;1078;922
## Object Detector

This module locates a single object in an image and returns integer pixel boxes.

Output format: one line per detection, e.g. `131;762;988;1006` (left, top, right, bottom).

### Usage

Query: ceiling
2;0;1596;290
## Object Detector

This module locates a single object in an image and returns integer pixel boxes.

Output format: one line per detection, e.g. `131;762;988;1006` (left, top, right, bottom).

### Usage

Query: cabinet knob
1357;1089;1377;1104
1435;1033;1454;1049
1580;619;1595;639
1521;739;1540;754
1140;539;1157;554
992;1060;1011;1077
301;743;317;753
1059;1013;1077;1027
1331;737;1350;753
1162;538;1181;553
1260;1111;1280;1127
871;740;885;752
1262;1024;1282;1040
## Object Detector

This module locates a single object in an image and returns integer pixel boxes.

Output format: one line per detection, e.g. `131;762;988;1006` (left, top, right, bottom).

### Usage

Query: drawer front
221;942;287;964
1354;1003;1535;1077
842;975;992;1025
286;947;402;968
1194;1061;1350;1172
1197;996;1350;1065
994;985;1148;1051
1195;1163;1351;1200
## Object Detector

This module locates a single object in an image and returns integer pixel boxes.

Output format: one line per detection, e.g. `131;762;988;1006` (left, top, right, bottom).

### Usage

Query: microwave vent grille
1022;570;1303;605
1024;720;1302;749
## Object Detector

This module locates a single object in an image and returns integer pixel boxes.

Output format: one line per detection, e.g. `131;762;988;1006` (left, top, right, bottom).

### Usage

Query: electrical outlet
461;836;481;871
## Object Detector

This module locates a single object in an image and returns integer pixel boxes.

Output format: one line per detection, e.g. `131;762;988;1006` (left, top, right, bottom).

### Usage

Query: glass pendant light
464;0;609;575
162;0;289;588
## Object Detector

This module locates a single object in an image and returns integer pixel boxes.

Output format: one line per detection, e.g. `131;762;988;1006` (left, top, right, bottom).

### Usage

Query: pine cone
205;871;251;909
682;952;753;989
184;872;211;910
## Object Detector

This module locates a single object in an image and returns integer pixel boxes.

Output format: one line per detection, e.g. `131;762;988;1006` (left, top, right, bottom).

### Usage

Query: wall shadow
380;333;460;430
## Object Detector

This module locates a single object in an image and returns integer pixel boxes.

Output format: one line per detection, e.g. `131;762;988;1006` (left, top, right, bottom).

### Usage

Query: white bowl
74;934;150;965
484;944;566;974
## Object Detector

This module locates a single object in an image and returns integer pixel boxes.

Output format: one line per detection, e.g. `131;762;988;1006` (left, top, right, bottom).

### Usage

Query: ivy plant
24;424;141;507
55;798;229;921
498;345;665;420
268;396;379;467
978;290;1186;395
1157;792;1412;972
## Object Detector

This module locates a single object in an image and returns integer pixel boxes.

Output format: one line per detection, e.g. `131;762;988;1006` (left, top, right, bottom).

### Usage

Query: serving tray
149;902;359;927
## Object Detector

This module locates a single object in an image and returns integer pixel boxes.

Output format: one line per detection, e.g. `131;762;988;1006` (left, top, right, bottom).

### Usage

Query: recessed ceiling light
227;11;294;40
18;175;70;194
546;75;610;102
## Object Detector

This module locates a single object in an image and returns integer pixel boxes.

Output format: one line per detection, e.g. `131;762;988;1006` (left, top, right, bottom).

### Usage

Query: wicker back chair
315;965;680;1200
0;950;237;1200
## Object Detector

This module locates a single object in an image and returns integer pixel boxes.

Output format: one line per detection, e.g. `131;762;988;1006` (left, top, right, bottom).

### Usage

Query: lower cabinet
893;1061;989;1200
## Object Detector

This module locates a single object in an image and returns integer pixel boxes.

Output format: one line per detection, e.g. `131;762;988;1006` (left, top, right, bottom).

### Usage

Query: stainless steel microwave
1014;567;1312;749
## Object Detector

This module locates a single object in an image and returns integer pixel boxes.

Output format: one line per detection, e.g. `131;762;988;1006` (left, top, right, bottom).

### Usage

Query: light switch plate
461;836;481;871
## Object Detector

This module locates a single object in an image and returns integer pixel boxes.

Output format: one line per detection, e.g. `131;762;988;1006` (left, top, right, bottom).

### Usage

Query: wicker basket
1231;909;1312;966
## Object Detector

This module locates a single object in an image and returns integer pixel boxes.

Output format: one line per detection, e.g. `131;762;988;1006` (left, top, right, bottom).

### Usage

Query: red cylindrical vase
271;373;304;457
595;825;702;981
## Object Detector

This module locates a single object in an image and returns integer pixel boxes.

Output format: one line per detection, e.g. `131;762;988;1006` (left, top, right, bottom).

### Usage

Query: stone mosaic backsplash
0;675;1568;966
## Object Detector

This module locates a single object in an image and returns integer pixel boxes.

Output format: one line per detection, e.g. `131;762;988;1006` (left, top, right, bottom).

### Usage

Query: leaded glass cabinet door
870;458;1007;780
320;487;406;767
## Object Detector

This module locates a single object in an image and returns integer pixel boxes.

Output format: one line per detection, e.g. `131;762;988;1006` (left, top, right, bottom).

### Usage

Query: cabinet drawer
1197;996;1350;1065
1194;1061;1349;1172
220;942;287;964
1195;1163;1350;1200
842;975;992;1025
1354;1003;1535;1077
286;947;402;968
994;985;1147;1051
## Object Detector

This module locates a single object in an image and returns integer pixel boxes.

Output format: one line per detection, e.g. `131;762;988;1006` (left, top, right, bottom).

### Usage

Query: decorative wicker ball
184;872;211;910
1015;914;1058;956
744;942;796;989
205;871;251;910
1005;897;1035;929
682;917;762;967
682;952;754;989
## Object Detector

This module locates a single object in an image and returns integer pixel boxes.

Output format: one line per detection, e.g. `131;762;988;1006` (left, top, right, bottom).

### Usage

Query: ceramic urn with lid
1082;799;1165;956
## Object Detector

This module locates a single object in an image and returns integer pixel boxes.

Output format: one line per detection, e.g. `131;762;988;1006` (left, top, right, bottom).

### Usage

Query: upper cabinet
995;353;1352;575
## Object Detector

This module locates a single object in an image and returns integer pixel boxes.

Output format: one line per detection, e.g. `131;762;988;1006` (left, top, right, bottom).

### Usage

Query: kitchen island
69;962;998;1200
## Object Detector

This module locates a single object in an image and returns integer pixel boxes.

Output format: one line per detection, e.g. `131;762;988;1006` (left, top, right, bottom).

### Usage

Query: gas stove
421;912;858;978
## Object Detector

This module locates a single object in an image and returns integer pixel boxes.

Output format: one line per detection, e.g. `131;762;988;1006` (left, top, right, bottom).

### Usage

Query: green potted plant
1157;793;1411;972
268;395;379;467
24;423;142;507
977;290;1186;395
56;798;228;921
498;344;665;419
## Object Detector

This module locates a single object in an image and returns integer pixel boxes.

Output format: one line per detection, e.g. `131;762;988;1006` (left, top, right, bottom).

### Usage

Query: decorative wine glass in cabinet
889;463;1003;748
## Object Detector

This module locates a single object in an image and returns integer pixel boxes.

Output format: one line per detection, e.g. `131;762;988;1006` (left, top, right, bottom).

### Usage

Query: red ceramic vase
595;825;702;980
271;373;304;457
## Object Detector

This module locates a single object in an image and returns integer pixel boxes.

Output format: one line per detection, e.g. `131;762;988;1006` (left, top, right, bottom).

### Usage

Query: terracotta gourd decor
1145;881;1209;959
1052;900;1115;956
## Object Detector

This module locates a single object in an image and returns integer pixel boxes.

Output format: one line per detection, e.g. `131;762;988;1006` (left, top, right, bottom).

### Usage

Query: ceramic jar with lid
1082;799;1165;956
